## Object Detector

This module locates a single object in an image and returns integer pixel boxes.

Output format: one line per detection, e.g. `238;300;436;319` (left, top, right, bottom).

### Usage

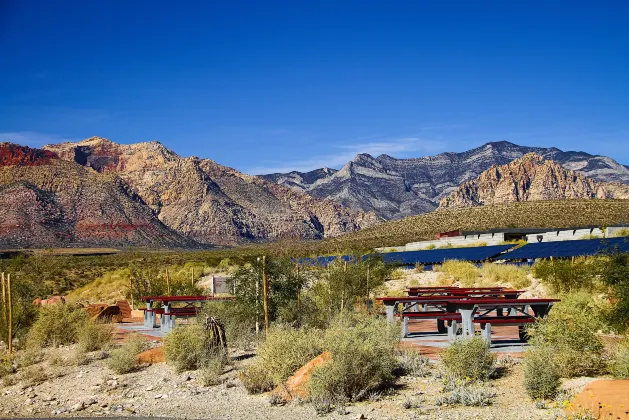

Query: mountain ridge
259;141;629;219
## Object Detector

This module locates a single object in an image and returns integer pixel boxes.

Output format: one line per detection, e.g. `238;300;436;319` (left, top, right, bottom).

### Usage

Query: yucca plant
201;315;227;350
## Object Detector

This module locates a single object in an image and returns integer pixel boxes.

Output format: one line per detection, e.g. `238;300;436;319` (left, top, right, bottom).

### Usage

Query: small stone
145;386;154;392
71;402;85;412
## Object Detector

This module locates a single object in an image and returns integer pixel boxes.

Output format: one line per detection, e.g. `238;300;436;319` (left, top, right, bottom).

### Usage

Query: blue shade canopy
379;245;515;266
499;237;629;260
296;255;353;267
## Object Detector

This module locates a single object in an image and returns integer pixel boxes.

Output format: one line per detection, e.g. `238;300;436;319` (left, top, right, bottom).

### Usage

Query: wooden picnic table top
141;295;235;302
405;289;522;295
406;286;505;291
376;296;558;305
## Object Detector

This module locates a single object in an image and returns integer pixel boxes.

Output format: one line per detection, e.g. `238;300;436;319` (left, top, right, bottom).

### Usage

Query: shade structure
499;237;629;260
379;244;515;266
296;255;353;267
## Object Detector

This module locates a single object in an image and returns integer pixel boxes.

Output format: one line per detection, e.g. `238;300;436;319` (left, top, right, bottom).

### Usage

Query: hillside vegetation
321;199;629;250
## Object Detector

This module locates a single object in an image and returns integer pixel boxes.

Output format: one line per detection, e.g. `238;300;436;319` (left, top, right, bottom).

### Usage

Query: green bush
523;347;560;400
106;335;146;374
440;337;495;382
531;257;600;294
163;324;207;372
479;263;530;289
26;304;89;348
77;320;113;353
239;364;274;394
257;324;324;385
527;293;606;377
309;313;399;402
610;336;629;379
199;356;226;387
440;261;479;287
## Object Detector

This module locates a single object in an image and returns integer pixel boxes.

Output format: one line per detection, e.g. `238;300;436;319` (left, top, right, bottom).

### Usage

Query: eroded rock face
44;137;378;246
260;141;629;220
438;153;629;209
0;144;193;248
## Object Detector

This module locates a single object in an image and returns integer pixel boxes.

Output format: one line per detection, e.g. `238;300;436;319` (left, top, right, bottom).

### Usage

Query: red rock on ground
566;379;629;418
137;347;166;364
274;351;332;400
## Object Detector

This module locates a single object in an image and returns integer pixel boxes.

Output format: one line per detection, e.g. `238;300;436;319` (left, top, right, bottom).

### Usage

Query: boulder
137;347;165;364
273;351;331;400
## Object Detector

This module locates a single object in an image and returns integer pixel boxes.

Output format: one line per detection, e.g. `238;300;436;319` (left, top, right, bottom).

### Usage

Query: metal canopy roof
380;244;516;266
498;237;629;260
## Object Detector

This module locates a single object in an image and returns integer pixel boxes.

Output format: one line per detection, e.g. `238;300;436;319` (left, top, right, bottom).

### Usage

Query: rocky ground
0;342;592;420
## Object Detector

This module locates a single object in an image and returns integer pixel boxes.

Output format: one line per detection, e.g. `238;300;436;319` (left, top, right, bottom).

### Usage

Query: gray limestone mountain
259;141;629;220
43;137;378;246
438;153;629;209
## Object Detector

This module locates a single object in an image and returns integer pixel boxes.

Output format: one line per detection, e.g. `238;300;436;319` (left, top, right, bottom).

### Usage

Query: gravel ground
0;344;590;420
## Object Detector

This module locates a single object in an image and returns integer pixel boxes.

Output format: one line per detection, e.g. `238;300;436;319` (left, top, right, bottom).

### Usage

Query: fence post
7;274;12;354
262;255;269;338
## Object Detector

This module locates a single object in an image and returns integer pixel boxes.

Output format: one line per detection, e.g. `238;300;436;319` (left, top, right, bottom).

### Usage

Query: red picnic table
376;293;559;343
141;295;235;332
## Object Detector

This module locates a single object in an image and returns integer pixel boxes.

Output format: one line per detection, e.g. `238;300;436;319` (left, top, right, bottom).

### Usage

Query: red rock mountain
0;143;193;248
439;153;629;209
42;137;378;246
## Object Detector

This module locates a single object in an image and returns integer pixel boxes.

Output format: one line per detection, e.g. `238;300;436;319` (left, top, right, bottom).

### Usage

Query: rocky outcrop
0;144;194;248
44;137;378;246
260;141;629;220
438;153;629;209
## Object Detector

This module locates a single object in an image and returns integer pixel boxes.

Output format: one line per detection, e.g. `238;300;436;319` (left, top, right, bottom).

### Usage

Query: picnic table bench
141;295;235;333
376;295;559;344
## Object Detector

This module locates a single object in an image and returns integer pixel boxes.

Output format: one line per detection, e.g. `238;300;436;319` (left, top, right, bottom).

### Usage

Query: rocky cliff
44;137;378;246
438;153;629;209
0;144;193;248
259;141;629;220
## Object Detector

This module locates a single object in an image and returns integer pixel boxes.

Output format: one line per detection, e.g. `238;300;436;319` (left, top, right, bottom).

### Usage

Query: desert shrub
523;347;560;399
527;293;606;377
435;383;496;407
441;337;495;382
598;252;629;332
435;273;455;286
164;324;206;372
0;354;16;379
309;313;399;402
257;324;324;385
77;320;113;353
21;366;49;386
26;304;89;348
199;301;258;351
199;356;226;387
440;260;479;287
531;257;600;294
614;228;629;237
413;264;424;273
106;335;146;374
610;336;629;379
397;348;431;377
479;263;530;289
239;363;274;394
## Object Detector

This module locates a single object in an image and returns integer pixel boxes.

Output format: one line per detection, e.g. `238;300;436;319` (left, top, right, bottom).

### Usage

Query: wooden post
191;267;195;288
262;255;269;338
1;272;6;326
166;269;171;295
341;260;347;311
366;264;370;309
7;274;12;354
129;275;134;309
296;264;301;311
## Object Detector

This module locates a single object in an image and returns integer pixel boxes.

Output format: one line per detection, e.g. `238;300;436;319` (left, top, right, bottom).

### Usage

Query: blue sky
1;0;628;174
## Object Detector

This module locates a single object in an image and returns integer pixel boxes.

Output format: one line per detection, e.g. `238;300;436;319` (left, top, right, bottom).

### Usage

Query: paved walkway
402;319;528;356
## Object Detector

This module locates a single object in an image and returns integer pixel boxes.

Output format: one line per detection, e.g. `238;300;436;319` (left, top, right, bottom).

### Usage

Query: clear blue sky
1;0;628;174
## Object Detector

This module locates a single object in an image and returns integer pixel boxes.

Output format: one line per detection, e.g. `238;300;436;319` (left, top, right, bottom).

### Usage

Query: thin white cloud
247;137;447;175
0;131;82;148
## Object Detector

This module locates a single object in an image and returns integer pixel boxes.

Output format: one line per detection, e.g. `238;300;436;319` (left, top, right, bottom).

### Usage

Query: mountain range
1;137;629;249
0;138;377;248
438;153;629;209
260;141;629;220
